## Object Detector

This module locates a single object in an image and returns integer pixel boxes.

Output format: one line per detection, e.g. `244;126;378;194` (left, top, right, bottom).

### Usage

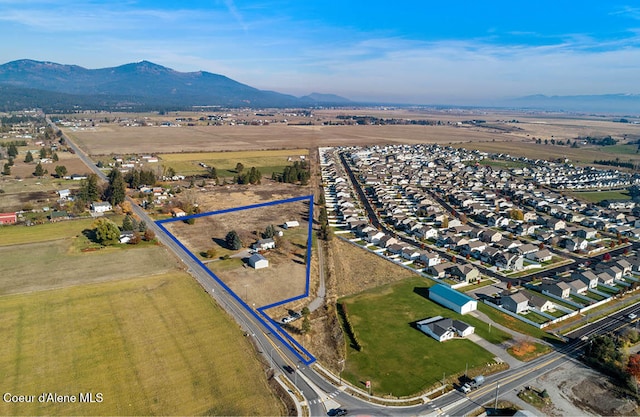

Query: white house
416;316;475;342
57;189;71;200
248;253;269;269
252;238;276;251
429;284;477;315
91;201;113;213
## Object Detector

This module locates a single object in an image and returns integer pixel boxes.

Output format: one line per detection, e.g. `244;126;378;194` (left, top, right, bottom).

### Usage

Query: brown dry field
163;199;310;309
182;180;312;213
64;110;640;157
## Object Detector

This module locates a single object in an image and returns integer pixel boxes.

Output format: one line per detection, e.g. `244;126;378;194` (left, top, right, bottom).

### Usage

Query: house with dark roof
502;292;529;314
416;316;475;342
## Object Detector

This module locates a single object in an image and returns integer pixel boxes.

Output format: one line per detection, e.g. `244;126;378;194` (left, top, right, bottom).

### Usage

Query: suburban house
428;284;478;314
419;251;441;267
573;271;599;289
529;249;553;263
525;293;554;312
427;262;453;278
0;212;17;225
252;238;276;251
502;292;529;314
91;201;113;213
416;316;475;342
378;235;399;248
568;279;588;295
283;220;300;229
448;264;480;283
597;272;616;286
541;282;571;299
248;253;269;269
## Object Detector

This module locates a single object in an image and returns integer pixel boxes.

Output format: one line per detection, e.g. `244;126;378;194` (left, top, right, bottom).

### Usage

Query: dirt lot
508;361;639;416
164;198;311;310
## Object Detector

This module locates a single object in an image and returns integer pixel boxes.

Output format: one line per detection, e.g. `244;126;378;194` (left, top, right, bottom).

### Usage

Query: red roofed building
0;212;17;225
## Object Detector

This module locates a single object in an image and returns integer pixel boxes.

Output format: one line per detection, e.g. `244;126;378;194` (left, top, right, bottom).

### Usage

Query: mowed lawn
0;219;98;246
340;277;505;397
0;273;283;416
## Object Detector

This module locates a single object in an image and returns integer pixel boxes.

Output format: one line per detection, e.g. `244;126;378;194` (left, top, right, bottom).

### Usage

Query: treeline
124;168;157;188
335;115;441;126
579;135;618;146
594;159;636;169
272;161;310;184
235;166;262;185
584;331;640;392
0;115;42;124
337;303;362;351
0;140;28;148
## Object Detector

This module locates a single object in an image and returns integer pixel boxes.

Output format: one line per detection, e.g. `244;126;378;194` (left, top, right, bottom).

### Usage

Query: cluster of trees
262;224;277;239
584;331;640;391
273;161;310;185
534;138;577;147
92;216;153;246
124;168;157;188
235;165;262;185
594;159;636;169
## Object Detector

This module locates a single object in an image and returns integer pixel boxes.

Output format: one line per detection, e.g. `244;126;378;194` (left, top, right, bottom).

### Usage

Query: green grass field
158;149;309;177
568;190;631;203
0;273;283;416
339;277;505;397
0;218;97;246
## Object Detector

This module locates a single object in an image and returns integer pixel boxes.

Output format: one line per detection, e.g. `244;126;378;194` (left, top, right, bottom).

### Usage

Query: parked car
281;316;294;324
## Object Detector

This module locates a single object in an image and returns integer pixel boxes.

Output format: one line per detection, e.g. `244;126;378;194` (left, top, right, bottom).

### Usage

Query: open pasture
0;237;180;295
158;148;308;176
0;272;283;416
339;276;507;397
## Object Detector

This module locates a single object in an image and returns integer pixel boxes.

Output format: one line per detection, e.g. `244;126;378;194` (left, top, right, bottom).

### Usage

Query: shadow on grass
413;286;430;300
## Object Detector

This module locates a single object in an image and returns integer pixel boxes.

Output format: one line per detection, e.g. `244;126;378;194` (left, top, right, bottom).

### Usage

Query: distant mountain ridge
502;93;640;114
0;59;352;111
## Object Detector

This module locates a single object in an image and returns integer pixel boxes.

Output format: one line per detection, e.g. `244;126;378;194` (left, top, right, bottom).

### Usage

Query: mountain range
1;59;639;114
0;59;352;111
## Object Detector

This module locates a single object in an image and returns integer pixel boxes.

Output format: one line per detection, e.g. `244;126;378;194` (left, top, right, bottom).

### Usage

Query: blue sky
1;0;640;104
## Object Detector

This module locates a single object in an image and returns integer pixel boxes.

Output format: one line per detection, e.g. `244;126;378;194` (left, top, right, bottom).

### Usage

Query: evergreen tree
207;166;218;179
106;169;126;205
39;147;47;159
7;144;18;158
33;162;45;177
52;152;59;162
24;151;33;163
225;230;243;250
263;224;276;238
2;163;10;176
235;162;244;173
122;215;135;231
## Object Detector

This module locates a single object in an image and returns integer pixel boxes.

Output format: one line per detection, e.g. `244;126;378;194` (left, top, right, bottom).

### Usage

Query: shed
283;221;300;229
248;253;269;269
428;284;477;315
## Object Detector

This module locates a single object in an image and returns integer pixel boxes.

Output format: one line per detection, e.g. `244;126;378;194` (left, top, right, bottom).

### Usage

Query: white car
281;316;294;324
629;313;637;320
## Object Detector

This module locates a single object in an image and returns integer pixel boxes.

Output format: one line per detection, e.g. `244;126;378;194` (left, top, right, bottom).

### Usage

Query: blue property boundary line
156;195;316;365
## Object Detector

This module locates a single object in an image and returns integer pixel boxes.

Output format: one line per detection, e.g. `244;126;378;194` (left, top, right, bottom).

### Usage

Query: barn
428;284;477;315
248;253;269;269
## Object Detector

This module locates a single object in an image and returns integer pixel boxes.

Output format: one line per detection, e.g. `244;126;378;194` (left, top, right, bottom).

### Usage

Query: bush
337;302;362;351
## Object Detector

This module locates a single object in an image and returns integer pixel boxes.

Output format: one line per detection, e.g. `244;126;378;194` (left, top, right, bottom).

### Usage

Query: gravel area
514;361;638;416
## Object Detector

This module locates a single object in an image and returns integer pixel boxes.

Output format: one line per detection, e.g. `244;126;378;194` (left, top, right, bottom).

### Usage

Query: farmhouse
428;284;477;315
416;316;475;342
252;238;276;251
57;189;71;200
248;253;269;269
0;212;17;225
91;201;113;213
171;208;186;217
